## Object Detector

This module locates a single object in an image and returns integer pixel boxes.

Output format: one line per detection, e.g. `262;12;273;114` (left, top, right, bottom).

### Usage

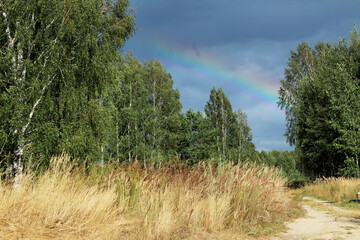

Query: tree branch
21;74;56;135
0;2;14;50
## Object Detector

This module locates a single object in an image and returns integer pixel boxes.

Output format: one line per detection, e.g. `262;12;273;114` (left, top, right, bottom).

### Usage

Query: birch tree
279;28;360;177
0;0;135;178
205;87;234;160
232;109;254;162
107;56;182;166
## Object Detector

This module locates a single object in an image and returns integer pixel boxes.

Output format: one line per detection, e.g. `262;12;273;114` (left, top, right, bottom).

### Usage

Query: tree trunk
116;120;119;164
13;141;24;188
128;81;132;163
221;94;226;158
13;75;55;186
100;144;104;165
152;79;157;160
216;120;220;153
238;131;242;162
142;124;147;169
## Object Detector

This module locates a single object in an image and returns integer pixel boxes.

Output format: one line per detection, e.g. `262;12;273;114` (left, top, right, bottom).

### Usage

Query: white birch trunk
13;75;55;187
1;2;65;188
128;82;132;163
143;124;147;169
216;119;220;153
238;131;242;162
116;120;119;165
152;79;157;160
221;95;226;158
2;3;23;186
100;144;104;165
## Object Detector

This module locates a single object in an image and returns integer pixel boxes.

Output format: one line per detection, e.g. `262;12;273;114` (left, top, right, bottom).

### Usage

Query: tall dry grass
0;154;302;239
300;177;360;203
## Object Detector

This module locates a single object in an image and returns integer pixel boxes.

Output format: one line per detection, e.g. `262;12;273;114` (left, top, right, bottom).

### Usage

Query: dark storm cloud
131;0;360;46
126;0;360;151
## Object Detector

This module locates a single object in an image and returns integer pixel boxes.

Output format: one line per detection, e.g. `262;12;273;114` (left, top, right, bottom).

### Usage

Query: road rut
271;197;360;240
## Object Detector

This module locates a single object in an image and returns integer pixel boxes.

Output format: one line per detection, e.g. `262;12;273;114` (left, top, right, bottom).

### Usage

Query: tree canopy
279;28;360;178
0;0;135;174
0;0;258;178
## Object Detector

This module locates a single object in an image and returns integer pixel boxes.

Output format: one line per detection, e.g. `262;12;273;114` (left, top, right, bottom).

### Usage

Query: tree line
279;28;360;178
0;0;259;176
110;55;255;166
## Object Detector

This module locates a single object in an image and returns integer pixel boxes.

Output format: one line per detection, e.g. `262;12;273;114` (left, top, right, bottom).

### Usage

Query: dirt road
271;197;360;240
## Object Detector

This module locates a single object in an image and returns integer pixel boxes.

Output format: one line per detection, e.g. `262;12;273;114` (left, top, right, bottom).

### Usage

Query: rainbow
126;39;285;121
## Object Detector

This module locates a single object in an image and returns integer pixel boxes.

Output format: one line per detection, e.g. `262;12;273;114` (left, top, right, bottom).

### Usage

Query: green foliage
279;27;360;178
337;157;360;178
252;150;308;185
0;0;256;174
179;109;216;163
105;54;183;166
0;0;135;170
204;87;255;162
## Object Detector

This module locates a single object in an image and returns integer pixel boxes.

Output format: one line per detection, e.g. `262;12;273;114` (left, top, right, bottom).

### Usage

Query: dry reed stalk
0;154;135;240
301;177;360;203
127;162;301;238
0;155;302;239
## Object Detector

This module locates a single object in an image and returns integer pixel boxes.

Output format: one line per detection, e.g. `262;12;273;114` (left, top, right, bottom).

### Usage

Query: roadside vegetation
0;154;303;240
2;0;360;239
299;178;360;208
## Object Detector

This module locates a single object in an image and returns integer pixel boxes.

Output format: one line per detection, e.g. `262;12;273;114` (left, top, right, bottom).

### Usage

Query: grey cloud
131;0;360;46
125;0;360;151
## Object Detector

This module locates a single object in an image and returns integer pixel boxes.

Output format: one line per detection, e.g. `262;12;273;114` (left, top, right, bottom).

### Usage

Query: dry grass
0;154;302;239
302;197;360;219
300;177;360;203
298;178;360;219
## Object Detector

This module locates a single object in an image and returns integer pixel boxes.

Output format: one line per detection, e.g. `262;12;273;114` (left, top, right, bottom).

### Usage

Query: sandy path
271;198;360;240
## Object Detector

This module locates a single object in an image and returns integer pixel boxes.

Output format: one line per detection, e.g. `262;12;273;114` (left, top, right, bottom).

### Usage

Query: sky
123;0;360;151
